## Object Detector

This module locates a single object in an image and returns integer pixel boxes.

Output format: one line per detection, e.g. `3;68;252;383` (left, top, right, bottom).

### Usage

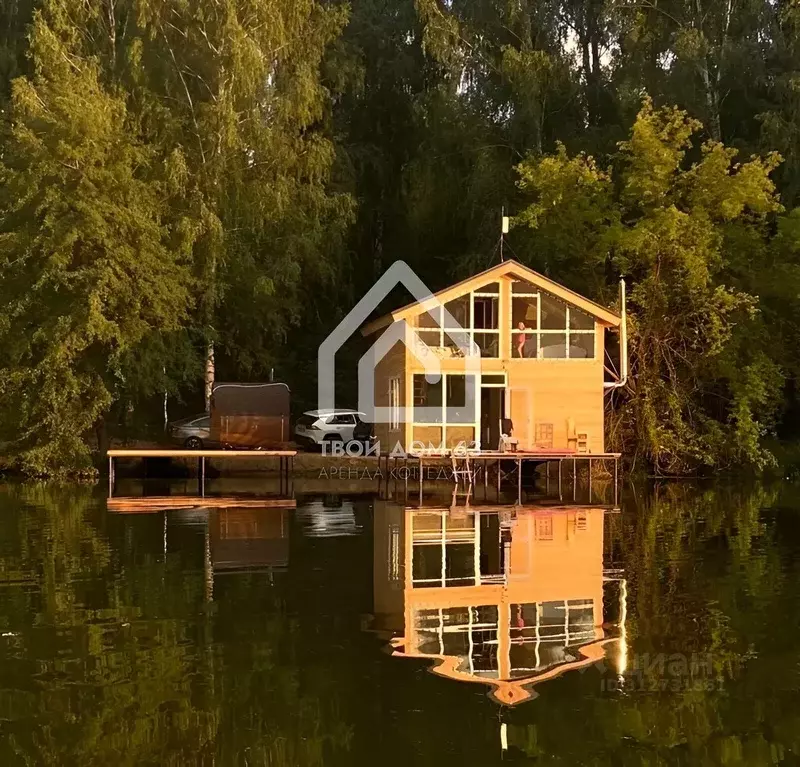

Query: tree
0;2;193;475
400;0;585;279
514;98;787;473
0;0;36;103
133;0;354;406
0;0;353;474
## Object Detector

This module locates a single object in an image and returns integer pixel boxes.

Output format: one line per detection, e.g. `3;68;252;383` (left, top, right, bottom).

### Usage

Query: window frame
413;285;501;359
411;372;480;450
510;289;596;360
389;377;401;430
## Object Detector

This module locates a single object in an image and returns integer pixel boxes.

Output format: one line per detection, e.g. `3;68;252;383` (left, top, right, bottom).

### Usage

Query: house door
480;374;506;450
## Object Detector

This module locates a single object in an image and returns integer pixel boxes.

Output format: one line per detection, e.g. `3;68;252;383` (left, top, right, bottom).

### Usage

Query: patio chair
499;417;519;453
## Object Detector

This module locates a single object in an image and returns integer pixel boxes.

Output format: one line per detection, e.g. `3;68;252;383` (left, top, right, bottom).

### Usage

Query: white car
294;409;369;450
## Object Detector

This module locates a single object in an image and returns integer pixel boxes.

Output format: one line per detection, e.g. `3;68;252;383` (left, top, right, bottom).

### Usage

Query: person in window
516;322;527;358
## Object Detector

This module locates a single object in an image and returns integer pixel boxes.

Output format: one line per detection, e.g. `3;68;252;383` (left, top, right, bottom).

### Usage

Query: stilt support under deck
105;449;297;502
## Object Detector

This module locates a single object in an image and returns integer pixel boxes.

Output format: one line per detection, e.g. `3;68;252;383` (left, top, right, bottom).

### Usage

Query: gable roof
361;259;621;336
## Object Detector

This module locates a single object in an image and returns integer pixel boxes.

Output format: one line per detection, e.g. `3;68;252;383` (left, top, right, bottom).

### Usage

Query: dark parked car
169;414;212;449
352;418;376;451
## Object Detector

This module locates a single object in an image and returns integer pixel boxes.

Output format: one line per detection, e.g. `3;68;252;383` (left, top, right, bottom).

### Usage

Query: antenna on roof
500;207;510;262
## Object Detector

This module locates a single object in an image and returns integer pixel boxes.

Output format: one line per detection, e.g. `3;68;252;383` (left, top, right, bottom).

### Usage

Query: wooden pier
106;449;296;499
378;450;621;507
106;447;620;508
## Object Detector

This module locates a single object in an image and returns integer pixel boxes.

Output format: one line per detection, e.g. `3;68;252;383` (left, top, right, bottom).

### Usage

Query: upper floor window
511;283;595;359
413;282;500;358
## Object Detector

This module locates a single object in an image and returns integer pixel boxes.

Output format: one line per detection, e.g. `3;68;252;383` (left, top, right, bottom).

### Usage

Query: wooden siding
370;271;613;453
400;318;606;453
505;334;606;453
372;337;407;452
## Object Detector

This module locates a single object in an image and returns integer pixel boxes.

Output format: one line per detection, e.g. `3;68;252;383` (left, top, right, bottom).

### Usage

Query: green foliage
4;0;800;473
132;0;354;371
0;4;193;475
515;100;789;474
3;483;800;764
0;0;352;475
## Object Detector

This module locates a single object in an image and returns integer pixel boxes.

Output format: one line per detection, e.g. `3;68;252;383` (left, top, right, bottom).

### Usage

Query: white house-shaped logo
317;261;481;427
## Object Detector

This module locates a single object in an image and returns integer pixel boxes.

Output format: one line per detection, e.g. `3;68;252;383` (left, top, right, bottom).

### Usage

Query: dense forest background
1;0;800;476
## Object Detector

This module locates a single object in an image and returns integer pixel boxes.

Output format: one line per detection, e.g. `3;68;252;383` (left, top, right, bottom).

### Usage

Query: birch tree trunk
204;341;215;412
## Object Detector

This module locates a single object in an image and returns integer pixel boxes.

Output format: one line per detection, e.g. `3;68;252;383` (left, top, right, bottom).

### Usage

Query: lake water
0;482;798;765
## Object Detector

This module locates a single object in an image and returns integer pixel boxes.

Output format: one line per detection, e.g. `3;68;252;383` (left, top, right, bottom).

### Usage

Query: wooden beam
361;259;621;336
107;497;297;513
107;449;297;458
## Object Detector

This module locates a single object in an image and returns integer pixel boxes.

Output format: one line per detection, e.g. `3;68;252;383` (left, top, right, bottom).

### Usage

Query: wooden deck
440;451;621;460
396;450;621;460
107;449;297;458
107;496;297;513
105;447;620;507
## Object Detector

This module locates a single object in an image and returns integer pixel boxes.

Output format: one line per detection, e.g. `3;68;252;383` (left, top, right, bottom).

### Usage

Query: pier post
108;456;114;499
517;457;522;505
573;458;577;502
558;459;562;500
199;456;205;498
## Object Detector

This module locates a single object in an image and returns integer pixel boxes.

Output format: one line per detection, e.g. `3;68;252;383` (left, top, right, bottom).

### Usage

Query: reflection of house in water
373;503;623;704
210;508;290;574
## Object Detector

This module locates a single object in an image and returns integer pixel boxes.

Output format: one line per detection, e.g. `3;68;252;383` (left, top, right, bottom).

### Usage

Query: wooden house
361;260;623;454
371;503;624;704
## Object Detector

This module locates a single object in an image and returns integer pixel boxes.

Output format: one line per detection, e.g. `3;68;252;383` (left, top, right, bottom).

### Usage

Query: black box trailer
209;382;290;448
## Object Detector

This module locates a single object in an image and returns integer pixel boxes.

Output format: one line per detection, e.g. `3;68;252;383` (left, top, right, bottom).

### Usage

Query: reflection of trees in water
1;483;799;765
503;482;800;765
0;484;218;765
0;485;353;766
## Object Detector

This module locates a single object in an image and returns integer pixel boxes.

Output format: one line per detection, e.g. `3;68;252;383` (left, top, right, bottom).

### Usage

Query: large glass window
472;284;500;358
473;332;499;358
413;375;443;422
413;285;500;358
512;295;537;327
541;333;567;358
417;306;441;329
540;293;566;329
569;333;594;358
412;373;478;450
446;375;473;423
444;295;470;327
570;306;594;330
473;296;498;329
510;282;595;359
